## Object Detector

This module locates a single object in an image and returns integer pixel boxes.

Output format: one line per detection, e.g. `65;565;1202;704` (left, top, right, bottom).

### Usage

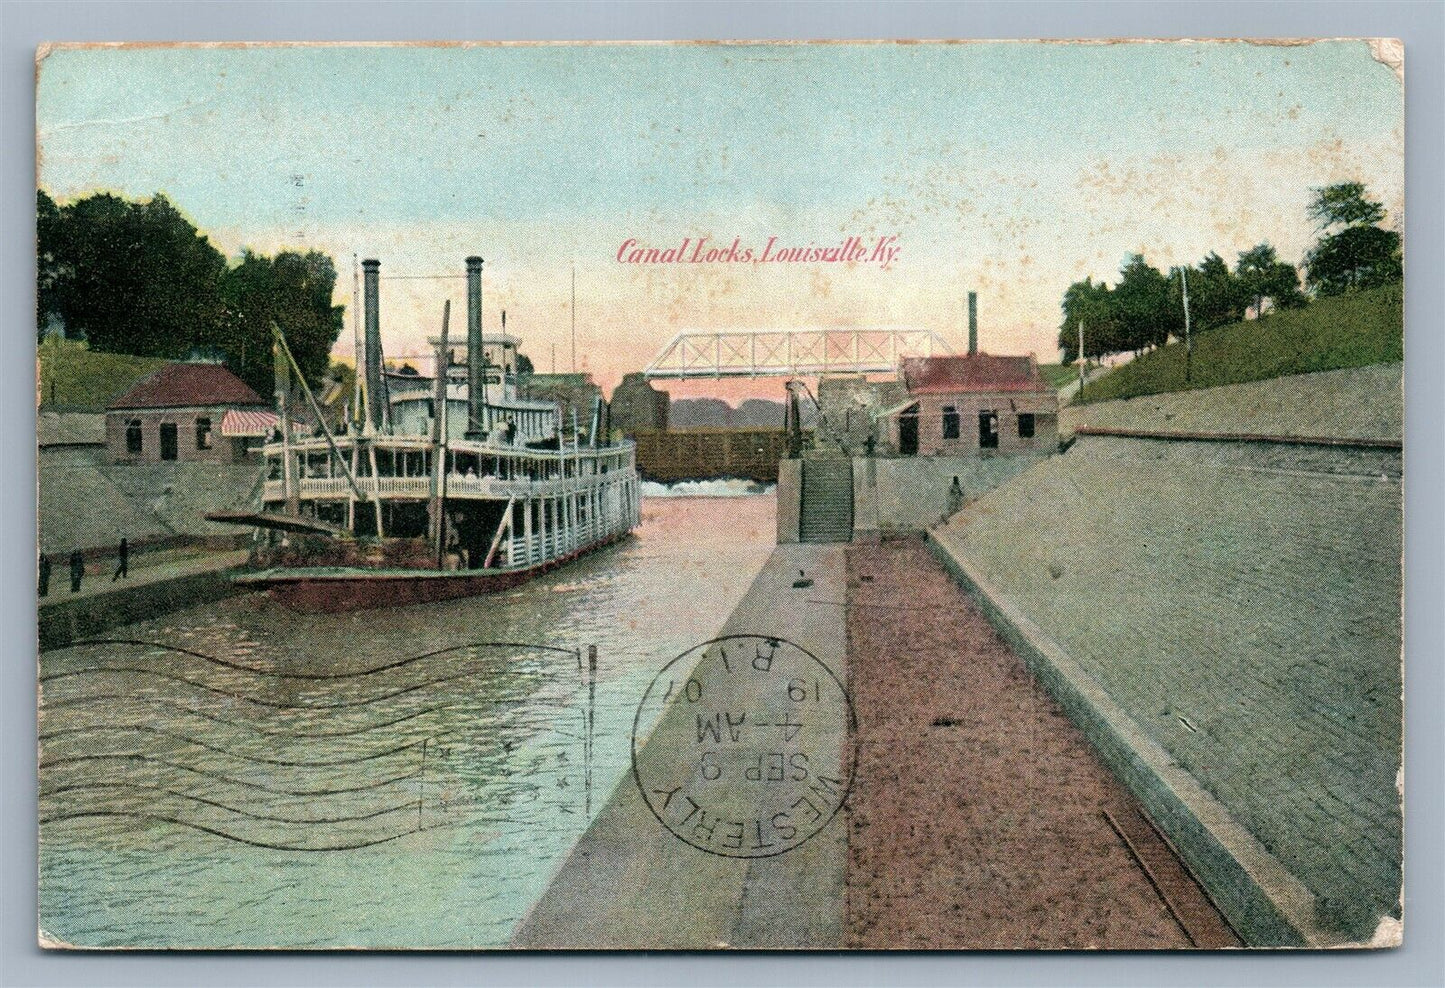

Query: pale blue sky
37;41;1403;393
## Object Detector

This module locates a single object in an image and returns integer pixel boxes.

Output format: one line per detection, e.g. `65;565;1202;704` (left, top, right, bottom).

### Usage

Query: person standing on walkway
68;549;84;594
947;476;965;518
112;537;129;582
39;552;51;597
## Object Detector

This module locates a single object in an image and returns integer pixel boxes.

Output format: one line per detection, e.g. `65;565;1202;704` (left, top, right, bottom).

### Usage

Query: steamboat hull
238;532;630;613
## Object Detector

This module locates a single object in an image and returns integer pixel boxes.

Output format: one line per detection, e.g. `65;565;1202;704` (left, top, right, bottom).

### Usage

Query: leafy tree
1112;254;1178;353
1304;183;1402;296
1057;277;1117;363
215;249;344;395
1236;244;1306;319
36;190;64;339
1172;252;1247;334
516;352;535;375
43;192;227;357
37;190;344;392
1308;182;1386;230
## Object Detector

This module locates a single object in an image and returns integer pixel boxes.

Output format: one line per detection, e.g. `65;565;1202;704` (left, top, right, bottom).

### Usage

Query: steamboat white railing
267;471;636;504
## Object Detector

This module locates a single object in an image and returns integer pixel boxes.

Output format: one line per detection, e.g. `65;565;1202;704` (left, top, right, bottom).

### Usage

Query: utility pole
570;263;577;374
1181;266;1194;384
1077;320;1085;397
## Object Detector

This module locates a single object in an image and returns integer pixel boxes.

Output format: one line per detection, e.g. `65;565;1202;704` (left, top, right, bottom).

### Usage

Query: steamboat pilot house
257;256;640;578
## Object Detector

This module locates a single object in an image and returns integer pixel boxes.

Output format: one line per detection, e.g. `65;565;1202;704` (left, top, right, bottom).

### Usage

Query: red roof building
887;353;1058;457
108;363;266;411
900;354;1049;395
106;363;269;465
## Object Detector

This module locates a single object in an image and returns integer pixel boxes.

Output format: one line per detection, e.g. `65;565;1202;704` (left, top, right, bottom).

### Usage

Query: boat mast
431;299;451;566
271;323;365;504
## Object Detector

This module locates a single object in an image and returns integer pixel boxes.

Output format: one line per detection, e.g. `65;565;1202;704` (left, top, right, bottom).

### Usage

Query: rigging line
38;696;462;740
378;274;468;280
39;811;420;852
39;753;422;798
40;665;537;710
51;638;582;681
41;782;418;827
39;725;430;769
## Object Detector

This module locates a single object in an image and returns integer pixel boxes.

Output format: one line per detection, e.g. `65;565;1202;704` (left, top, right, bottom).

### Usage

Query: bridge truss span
642;328;953;380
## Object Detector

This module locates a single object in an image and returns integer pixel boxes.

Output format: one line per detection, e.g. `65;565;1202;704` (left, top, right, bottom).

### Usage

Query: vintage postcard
35;39;1403;950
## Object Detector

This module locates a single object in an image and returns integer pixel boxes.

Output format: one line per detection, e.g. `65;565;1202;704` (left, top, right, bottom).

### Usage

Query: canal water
39;495;777;948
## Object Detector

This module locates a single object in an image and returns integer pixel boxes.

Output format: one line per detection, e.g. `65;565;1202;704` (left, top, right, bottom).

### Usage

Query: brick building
885;354;1058;456
106;363;271;464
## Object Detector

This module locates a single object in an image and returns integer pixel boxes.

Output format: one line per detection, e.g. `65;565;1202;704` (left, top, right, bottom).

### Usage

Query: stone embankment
933;364;1403;946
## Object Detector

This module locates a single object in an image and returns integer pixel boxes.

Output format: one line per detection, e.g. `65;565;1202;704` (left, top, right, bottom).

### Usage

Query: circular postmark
631;634;856;858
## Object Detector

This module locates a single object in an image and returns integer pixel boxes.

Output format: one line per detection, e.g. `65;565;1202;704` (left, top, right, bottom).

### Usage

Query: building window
978;410;999;449
942;405;960;440
1017;413;1035;439
159;422;179;461
126;419;143;454
195;416;213;450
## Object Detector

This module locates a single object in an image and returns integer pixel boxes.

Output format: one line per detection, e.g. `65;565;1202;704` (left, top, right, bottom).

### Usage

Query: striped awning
220;409;280;437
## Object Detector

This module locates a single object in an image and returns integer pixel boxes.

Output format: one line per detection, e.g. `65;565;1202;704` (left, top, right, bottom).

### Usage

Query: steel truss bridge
642;328;954;380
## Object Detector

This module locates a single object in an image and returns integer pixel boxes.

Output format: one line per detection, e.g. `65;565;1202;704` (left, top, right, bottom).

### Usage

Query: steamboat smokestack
968;291;978;356
465;256;485;438
362;259;383;430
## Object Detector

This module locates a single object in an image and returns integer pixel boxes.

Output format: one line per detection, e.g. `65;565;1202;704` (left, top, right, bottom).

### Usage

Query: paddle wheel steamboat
216;256;640;612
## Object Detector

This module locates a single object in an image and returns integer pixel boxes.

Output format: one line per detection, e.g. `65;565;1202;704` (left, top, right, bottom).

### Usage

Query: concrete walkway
38;550;252;651
513;544;848;949
41;549;250;604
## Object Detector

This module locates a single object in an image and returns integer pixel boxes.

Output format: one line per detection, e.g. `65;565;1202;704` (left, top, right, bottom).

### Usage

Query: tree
1057;277;1117;363
1112;254;1178;353
1173;252;1247;333
516;352;535;375
1236;244;1305;319
1304;183;1402;296
36;190;64;339
46;193;228;357
1308;182;1386;230
215;249;344;395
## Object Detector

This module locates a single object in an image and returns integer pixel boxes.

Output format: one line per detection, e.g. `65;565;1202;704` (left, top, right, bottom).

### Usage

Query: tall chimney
465;256;485;438
362;259;383;430
967;291;978;356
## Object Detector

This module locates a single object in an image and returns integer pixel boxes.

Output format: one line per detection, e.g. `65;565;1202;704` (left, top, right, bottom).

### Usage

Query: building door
978;410;998;449
898;404;919;456
159;422;178;460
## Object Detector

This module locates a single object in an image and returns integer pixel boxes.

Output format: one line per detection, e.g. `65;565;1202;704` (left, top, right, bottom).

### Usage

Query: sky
36;40;1403;401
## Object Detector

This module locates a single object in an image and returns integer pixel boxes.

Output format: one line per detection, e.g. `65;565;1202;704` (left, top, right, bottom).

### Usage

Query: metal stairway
799;459;854;543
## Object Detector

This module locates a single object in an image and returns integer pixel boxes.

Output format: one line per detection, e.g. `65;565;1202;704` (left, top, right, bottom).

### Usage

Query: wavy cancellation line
39;695;460;740
42;663;533;711
39;810;427;852
49;638;583;680
39;752;425;799
42;781;419;826
39;724;431;769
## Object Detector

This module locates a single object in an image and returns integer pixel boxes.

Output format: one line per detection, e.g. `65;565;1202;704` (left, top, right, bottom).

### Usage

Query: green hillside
1073;282;1402;406
37;339;171;411
1037;363;1078;389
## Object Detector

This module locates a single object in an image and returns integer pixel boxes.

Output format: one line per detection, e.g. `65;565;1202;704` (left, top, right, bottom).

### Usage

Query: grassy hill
1037;363;1078;390
37;339;171;411
1073;282;1402;406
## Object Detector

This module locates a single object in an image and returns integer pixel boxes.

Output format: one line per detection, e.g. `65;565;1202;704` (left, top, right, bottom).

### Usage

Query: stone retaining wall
928;433;1401;945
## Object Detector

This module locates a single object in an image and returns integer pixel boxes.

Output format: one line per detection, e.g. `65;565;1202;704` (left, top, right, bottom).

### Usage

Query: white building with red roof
887;353;1058;456
105;362;271;464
